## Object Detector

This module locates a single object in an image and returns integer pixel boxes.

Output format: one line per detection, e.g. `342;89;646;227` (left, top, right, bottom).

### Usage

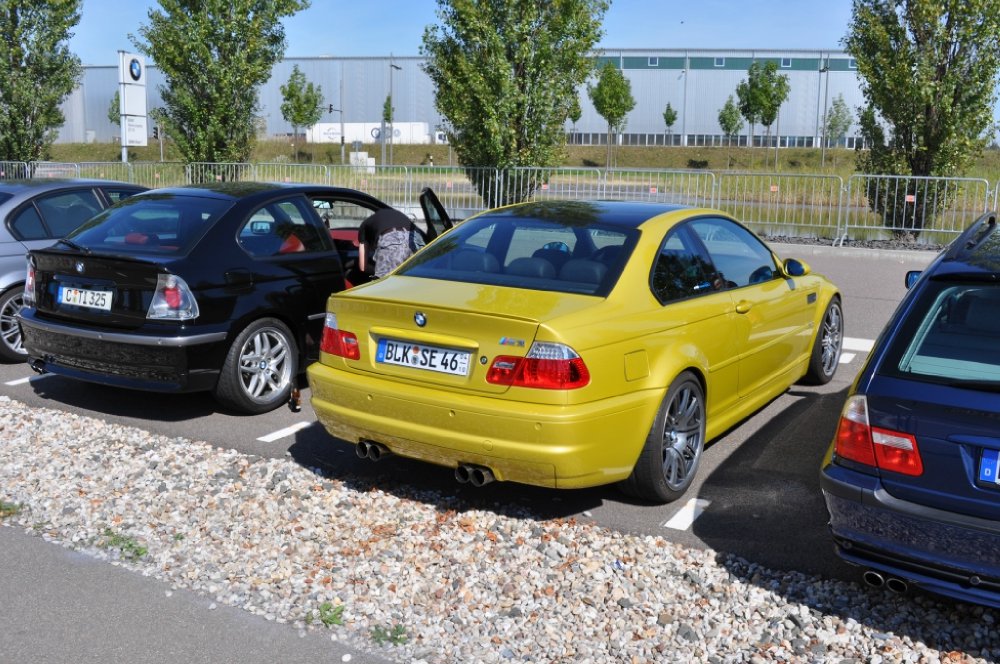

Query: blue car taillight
834;395;924;476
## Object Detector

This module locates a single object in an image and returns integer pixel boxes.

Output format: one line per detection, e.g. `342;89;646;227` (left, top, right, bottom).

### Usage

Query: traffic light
153;126;159;139
328;104;333;113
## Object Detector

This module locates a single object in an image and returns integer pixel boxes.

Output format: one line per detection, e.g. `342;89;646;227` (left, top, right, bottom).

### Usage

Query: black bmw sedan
17;182;449;414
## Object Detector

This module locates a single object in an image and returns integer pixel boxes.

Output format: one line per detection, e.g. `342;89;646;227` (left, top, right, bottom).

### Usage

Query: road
0;244;936;589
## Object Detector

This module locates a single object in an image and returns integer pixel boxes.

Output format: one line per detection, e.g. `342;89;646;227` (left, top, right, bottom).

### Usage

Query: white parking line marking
843;337;874;352
5;374;53;386
839;352;857;364
257;421;312;443
663;498;711;530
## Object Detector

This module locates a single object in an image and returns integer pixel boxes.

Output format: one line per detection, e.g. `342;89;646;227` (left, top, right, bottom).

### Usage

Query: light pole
388;56;402;166
820;63;831;168
327;105;344;164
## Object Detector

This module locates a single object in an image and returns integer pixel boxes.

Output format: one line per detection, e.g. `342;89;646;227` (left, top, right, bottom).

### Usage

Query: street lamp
388;56;402;166
819;62;831;168
327;105;344;164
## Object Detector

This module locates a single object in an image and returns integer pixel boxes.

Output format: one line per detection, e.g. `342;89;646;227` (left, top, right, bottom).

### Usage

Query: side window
36;190;103;237
101;188;142;205
9;205;47;240
240;198;331;257
311;197;377;230
690;217;778;289
650;227;718;304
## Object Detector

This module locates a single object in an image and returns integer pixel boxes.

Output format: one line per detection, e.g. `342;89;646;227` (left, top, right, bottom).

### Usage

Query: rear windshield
66;193;233;255
881;280;1000;385
396;213;637;296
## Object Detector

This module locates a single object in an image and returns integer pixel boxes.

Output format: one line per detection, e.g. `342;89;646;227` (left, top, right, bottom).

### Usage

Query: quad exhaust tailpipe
454;463;495;487
356;440;390;461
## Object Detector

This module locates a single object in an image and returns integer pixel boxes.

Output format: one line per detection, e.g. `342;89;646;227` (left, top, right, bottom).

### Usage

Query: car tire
0;286;27;363
801;297;843;385
620;371;705;504
214;318;297;414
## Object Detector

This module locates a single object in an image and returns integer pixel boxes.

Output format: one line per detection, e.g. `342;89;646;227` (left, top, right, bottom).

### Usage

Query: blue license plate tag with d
978;448;1000;486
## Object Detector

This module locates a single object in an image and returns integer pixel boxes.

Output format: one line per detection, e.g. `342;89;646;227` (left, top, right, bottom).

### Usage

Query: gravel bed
0;396;997;663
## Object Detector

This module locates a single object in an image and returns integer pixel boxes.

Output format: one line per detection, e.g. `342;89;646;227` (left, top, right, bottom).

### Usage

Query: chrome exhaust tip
885;577;909;594
469;466;495;487
455;464;472;484
863;570;885;588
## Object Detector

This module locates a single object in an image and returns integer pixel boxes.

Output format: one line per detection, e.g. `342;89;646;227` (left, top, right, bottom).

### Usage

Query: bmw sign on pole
118;50;148;162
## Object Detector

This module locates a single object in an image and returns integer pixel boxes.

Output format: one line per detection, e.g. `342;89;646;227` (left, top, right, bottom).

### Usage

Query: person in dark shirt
357;208;424;278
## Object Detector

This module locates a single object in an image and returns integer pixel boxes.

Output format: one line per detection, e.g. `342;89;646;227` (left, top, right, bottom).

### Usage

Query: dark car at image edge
16;181;450;414
821;210;1000;609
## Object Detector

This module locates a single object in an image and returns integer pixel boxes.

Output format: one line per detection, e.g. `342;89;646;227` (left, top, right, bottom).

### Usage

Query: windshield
67;193;234;256
397;213;637;296
882;281;1000;384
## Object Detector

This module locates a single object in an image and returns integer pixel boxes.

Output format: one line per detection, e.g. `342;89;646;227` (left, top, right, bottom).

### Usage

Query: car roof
142;181;376;203
0;178;141;195
934;211;1000;277
476;200;703;229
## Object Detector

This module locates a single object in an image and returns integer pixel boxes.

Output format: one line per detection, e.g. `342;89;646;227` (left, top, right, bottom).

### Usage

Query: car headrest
451;249;499;273
559;258;607;285
506;256;556;279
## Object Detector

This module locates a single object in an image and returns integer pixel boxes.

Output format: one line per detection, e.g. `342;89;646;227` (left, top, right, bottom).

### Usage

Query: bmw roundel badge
75;261;84;274
129;58;142;81
414;312;427;327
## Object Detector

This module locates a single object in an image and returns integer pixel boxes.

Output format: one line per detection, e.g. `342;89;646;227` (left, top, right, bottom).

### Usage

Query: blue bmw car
821;211;1000;609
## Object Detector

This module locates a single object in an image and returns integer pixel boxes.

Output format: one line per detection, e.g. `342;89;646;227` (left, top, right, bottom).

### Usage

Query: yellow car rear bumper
307;362;663;489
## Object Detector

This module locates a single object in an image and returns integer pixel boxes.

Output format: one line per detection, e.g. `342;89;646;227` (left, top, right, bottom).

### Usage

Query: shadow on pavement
28;374;218;422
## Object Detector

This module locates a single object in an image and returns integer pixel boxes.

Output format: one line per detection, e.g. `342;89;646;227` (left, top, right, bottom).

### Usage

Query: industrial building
58;48;864;151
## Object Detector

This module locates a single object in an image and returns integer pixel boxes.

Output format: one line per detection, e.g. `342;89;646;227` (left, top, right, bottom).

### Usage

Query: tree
131;0;308;170
588;61;636;168
736;61;789;155
717;95;744;168
821;93;852;167
0;1;82;162
662;102;677;145
568;96;582;141
848;0;1000;236
422;0;608;206
280;65;323;161
108;90;121;127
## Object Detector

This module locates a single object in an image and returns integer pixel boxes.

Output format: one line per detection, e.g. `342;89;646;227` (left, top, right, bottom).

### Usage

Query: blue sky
71;0;855;65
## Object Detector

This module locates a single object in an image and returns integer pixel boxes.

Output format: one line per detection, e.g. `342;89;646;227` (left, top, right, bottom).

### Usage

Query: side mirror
905;270;922;289
783;257;811;277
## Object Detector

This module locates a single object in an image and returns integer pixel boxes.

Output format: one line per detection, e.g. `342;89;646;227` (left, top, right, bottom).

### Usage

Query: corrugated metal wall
59;48;865;147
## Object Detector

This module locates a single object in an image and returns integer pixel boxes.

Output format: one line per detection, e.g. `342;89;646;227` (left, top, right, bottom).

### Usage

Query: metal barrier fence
18;160;1000;243
0;161;29;178
715;173;843;237
843;175;993;244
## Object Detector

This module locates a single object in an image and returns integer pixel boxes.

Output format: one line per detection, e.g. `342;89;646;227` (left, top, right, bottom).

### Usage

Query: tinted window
311;198;377;230
36;190;102;237
650;227;719;303
689;217;777;288
101;187;143;204
883;282;1000;384
239;198;331;257
398;214;637;296
9;205;46;240
68;194;233;255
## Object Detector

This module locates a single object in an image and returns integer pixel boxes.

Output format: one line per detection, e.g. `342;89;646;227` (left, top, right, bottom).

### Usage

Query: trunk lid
31;248;173;330
328;276;599;394
867;378;1000;522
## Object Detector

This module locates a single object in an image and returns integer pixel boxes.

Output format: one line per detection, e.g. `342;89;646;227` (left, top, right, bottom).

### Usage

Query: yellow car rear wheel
620;371;705;504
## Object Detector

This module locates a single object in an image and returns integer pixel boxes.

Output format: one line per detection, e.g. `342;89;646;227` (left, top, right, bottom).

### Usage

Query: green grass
0;500;22;519
44;141;1000;182
98;527;149;560
370;623;408;646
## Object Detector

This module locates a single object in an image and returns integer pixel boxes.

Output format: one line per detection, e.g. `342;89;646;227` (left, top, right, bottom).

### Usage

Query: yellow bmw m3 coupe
307;200;843;503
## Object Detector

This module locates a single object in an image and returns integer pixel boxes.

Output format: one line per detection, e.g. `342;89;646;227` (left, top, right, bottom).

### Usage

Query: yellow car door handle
736;300;753;314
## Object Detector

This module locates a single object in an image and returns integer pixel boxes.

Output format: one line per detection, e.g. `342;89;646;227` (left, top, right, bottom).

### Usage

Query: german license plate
978;448;1000;487
59;286;112;311
376;338;470;376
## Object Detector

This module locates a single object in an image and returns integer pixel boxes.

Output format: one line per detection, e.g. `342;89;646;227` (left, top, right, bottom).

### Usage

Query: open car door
419;187;453;241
